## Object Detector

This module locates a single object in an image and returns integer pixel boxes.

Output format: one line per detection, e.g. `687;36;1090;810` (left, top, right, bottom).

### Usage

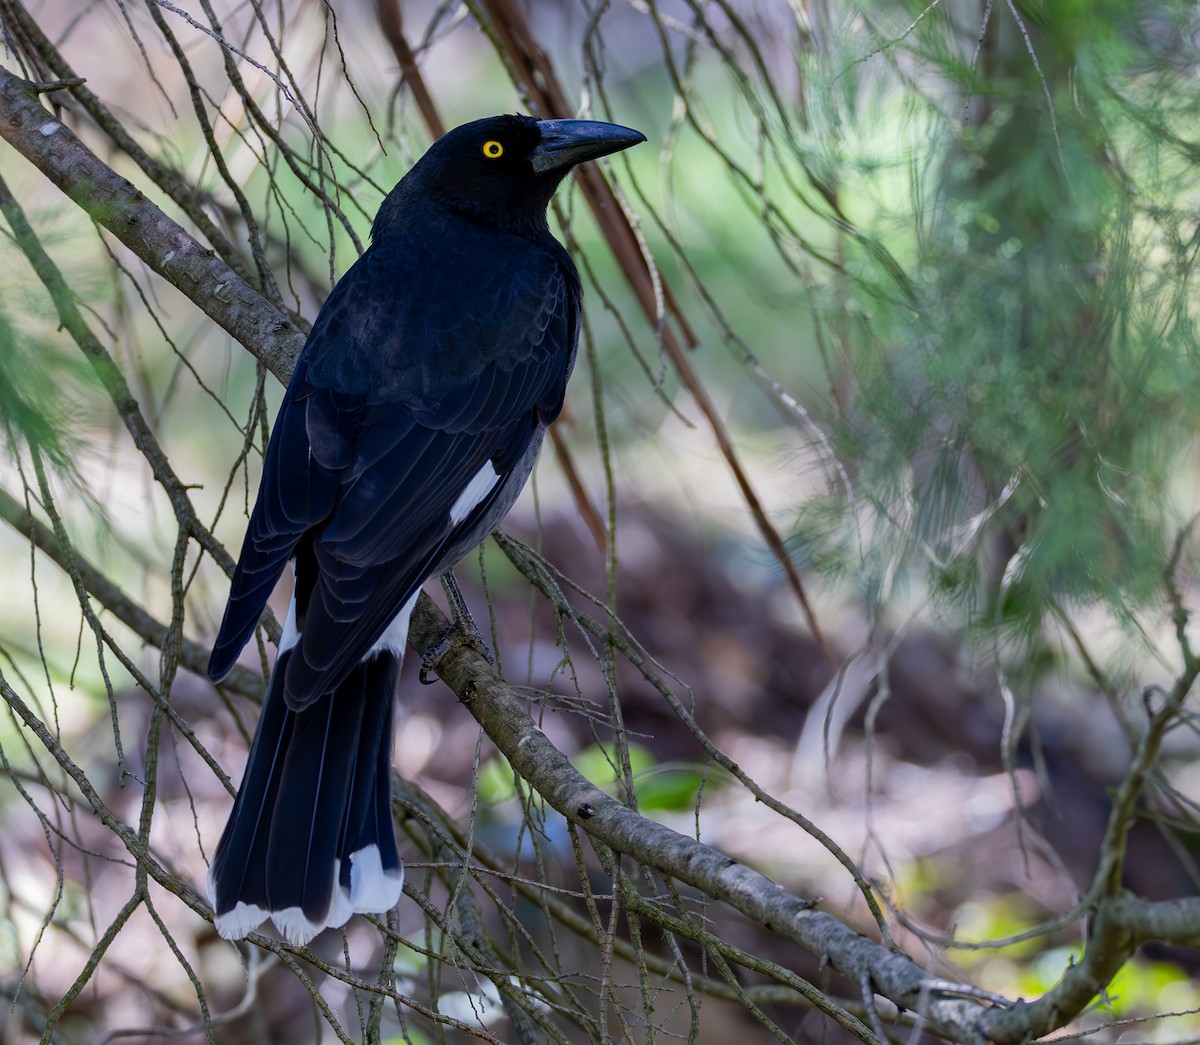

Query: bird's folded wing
210;237;579;698
208;359;340;682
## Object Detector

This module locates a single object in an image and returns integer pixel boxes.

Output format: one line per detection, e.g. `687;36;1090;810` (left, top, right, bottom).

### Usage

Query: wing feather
210;226;579;699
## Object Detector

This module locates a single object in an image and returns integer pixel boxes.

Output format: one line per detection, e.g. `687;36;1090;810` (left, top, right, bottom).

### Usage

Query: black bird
206;114;645;945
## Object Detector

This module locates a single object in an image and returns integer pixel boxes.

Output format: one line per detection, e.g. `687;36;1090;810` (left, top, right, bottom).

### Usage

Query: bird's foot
417;622;495;684
418;573;496;684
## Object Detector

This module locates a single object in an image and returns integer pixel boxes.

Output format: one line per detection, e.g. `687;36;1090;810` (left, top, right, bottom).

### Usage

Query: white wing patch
449;461;501;525
367;590;419;659
278;593;301;653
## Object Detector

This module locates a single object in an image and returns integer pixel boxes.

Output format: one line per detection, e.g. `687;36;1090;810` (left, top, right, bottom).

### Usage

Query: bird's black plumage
206;114;644;945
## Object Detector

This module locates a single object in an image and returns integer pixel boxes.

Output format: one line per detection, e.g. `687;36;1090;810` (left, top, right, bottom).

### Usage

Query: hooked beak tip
531;119;646;174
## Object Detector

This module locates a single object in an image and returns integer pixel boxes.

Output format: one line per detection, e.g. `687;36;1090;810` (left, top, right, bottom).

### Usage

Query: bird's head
379;114;646;236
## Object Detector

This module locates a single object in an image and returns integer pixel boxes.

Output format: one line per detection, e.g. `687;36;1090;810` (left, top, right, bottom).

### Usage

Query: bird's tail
207;648;404;946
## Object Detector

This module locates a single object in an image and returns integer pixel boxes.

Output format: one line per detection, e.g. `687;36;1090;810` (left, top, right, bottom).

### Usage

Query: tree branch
468;0;834;664
0;485;262;701
408;594;995;1044
0;0;265;292
0;164;243;591
0;63;302;384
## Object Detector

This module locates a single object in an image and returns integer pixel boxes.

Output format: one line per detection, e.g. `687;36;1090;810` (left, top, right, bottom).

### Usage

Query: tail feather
209;650;403;946
339;656;404;909
207;657;297;919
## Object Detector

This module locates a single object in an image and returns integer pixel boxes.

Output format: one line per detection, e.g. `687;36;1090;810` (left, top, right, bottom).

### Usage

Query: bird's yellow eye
482;140;504;159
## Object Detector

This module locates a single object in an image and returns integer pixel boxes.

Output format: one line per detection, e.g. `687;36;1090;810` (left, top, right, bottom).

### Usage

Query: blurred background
2;0;1200;1041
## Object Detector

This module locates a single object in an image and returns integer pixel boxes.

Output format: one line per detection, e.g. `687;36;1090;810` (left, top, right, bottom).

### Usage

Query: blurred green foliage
0;310;83;479
479;743;711;815
572;741;712;813
953;893;1200;1031
789;1;1200;646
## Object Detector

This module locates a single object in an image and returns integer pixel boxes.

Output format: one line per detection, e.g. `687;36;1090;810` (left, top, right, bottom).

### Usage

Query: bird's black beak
530;119;646;174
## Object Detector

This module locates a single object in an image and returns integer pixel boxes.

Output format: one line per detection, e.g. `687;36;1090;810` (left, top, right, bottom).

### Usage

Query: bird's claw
418;617;495;684
419;573;496;684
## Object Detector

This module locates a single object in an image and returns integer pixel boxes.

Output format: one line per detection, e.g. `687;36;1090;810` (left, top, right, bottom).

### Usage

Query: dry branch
469;0;835;663
0;64;302;384
409;595;999;1044
0;486;262;702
